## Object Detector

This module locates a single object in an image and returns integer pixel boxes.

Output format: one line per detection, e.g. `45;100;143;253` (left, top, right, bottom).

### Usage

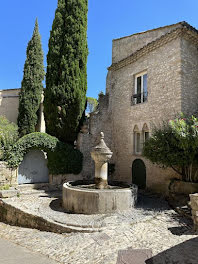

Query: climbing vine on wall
7;132;83;175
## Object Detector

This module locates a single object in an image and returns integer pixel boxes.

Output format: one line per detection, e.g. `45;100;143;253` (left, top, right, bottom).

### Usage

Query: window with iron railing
132;92;148;105
132;72;147;105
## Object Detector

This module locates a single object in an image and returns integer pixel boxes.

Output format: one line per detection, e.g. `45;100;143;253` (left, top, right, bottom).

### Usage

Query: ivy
7;132;83;175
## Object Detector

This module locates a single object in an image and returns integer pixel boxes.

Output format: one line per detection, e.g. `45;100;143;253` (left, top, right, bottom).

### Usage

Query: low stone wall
0;200;88;234
0;164;82;189
190;193;198;231
0;161;17;187
49;173;82;185
170;180;198;195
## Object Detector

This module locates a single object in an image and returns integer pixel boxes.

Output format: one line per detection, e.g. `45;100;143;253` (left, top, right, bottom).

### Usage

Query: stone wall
0;88;46;132
78;29;188;194
0;162;17;187
0;89;20;123
78;25;198;194
181;38;198;115
0;200;77;233
112;23;182;63
49;173;82;185
107;37;182;193
77;93;113;180
190;193;198;231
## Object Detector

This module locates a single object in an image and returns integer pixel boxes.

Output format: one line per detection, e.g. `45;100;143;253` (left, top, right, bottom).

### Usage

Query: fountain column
91;132;112;189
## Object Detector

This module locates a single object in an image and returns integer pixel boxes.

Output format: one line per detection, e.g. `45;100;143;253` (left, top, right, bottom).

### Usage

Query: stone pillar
36;92;46;133
91;132;112;189
190;193;198;231
94;162;108;188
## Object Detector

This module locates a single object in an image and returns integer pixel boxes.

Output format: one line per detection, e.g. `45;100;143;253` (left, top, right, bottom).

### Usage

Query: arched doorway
18;150;49;184
132;159;146;189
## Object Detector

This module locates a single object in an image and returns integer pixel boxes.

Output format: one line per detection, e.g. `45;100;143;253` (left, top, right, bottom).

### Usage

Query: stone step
0;184;62;198
17;183;51;191
17;183;61;193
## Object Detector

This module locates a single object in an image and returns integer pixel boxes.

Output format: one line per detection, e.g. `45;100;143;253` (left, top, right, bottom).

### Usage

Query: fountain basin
62;180;138;214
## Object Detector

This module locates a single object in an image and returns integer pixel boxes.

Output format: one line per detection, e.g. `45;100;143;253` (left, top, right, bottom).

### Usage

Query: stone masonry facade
79;22;198;195
0;162;17;187
0;88;45;132
190;193;198;231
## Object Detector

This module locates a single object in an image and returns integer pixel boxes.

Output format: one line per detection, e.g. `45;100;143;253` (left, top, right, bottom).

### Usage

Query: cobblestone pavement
0;194;198;263
1;191;171;230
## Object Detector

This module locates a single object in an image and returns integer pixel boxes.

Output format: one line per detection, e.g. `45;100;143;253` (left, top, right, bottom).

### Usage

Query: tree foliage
86;97;98;113
0;116;18;161
44;0;88;143
17;19;45;137
143;114;198;182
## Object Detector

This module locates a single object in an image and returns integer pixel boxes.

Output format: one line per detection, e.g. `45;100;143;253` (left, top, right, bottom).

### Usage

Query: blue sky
0;0;198;98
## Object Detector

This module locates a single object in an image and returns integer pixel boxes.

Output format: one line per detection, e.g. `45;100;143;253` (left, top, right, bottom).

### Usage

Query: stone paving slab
116;248;153;264
0;237;60;264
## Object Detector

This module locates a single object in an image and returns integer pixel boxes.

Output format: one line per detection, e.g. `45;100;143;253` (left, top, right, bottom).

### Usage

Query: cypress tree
18;19;45;137
44;0;88;143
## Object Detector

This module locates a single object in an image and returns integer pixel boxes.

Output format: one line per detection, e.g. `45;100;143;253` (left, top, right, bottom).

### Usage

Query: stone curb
0;199;104;234
0;189;19;198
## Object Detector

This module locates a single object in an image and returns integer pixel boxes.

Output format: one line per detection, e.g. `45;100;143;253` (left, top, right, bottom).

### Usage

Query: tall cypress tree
18;19;45;137
44;0;88;143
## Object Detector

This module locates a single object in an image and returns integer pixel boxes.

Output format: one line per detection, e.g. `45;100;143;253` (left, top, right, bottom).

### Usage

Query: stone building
1;22;198;193
0;88;45;132
78;21;198;195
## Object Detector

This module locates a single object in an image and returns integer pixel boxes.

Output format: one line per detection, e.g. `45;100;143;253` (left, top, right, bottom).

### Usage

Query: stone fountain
62;132;137;214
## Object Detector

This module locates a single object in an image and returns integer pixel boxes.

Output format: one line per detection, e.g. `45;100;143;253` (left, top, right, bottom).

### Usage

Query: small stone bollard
189;193;198;231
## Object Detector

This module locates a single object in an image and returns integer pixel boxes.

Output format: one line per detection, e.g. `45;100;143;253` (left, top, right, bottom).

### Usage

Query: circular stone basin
62;180;138;214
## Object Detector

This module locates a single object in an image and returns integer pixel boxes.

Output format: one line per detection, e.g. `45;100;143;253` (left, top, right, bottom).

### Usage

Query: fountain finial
100;132;104;139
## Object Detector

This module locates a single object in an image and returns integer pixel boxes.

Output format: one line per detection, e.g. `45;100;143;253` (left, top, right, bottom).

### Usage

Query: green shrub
7;132;83;175
86;97;98;113
47;142;83;175
143;114;198;182
0;116;18;160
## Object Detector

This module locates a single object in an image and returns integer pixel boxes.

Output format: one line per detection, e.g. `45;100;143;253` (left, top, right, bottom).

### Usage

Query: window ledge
133;152;142;156
131;101;148;107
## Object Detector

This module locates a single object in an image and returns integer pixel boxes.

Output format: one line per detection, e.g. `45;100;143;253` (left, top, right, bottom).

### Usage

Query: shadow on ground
146;237;198;264
49;198;64;213
136;193;170;212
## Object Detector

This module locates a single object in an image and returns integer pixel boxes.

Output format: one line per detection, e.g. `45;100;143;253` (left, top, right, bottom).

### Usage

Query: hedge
7;132;83;175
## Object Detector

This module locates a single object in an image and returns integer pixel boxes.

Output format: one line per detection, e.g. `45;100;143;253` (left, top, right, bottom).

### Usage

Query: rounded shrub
7;132;83;175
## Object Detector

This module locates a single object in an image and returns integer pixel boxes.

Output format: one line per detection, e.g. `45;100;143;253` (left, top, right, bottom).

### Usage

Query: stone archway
18;150;49;184
132;159;146;189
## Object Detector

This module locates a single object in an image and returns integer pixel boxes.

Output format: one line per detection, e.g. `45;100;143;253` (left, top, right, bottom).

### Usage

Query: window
133;123;150;155
142;123;149;144
134;132;141;154
132;72;147;105
133;125;141;154
144;131;149;142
